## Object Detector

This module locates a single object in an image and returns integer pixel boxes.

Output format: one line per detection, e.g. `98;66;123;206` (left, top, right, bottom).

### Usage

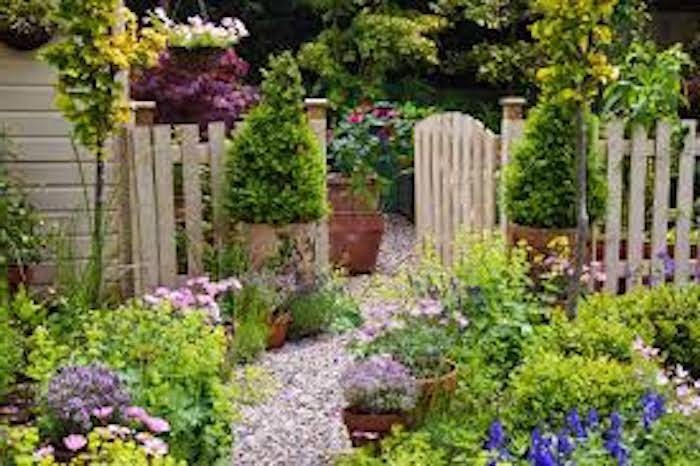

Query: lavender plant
340;355;418;414
46;364;130;436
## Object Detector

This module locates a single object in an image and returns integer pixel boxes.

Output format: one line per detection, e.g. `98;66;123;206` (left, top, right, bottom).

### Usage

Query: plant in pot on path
0;0;57;51
504;100;606;257
340;355;418;447
224;52;327;281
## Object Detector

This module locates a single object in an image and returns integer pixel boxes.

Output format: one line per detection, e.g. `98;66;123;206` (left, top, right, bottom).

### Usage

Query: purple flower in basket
340;355;418;414
47;364;130;435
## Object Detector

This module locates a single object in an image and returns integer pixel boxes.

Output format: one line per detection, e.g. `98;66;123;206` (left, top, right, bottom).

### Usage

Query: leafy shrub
341;355;418;414
28;304;234;465
357;323;455;379
46;364;130;437
231;318;268;364
580;284;700;378
0;0;57;43
0;309;22;397
286;285;358;339
130;48;259;130
505;350;652;433
504;101;606;228
224;52;327;224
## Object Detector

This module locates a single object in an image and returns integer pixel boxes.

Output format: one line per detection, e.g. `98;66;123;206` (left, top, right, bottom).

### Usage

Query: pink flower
34;445;54;460
347;112;364;124
454;314;469;329
144;416;171;434
63;434;87;451
91;406;114;419
125;406;149;422
677;384;690;398
142;437;169;456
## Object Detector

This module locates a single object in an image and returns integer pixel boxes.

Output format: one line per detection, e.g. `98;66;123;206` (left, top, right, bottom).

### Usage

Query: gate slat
153;125;177;287
650;121;671;285
132;125;159;290
440;114;452;264
461;116;472;231
419;121;431;242
180;125;204;277
414;122;423;239
208;122;226;273
674;120;697;284
451;114;462;235
472;121;484;231
484;131;497;231
431;115;443;259
604;121;625;293
627;125;648;290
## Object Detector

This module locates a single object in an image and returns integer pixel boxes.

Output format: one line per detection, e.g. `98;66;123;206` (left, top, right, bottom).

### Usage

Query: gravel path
231;214;415;466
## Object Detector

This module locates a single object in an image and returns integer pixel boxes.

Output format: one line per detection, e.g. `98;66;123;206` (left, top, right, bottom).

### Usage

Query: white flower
675;365;689;380
221;17;234;28
656;371;669;386
187;15;203;27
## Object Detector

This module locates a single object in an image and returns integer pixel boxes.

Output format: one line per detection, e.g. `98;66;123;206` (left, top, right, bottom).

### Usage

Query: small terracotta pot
329;212;385;274
267;313;292;350
416;360;457;397
328;173;380;213
167;46;225;72
342;408;409;447
7;264;33;293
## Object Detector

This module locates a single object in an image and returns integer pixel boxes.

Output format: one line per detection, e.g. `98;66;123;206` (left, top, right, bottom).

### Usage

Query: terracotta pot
7;264;33;293
416;361;457;398
342;408;408;447
167;46;225;72
328;173;380;213
0;27;53;51
267;313;292;350
329;212;384;274
507;223;578;255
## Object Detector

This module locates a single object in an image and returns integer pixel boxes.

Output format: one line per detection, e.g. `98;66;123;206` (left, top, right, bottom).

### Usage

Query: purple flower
143;416;171;434
63;434;87;451
125;406;149;422
92;406;114;420
34;445;54;460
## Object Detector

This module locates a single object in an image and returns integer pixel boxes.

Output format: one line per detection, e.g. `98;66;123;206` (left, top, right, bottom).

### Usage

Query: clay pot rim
269;312;292;326
416;359;457;385
342;406;408;417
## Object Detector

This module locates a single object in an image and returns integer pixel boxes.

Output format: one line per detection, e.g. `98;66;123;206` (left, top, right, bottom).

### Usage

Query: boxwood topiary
504;101;606;229
224;52;327;225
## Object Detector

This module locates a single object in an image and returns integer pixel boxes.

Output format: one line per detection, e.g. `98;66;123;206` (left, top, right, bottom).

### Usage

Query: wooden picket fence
122;122;228;295
599;120;699;292
413;109;699;293
414;112;499;264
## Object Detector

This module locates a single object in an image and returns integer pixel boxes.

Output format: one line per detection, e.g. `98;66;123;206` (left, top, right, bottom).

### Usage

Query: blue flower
641;391;665;430
566;408;586;439
604;412;628;466
556;429;574;457
586;408;599;429
485;420;506;450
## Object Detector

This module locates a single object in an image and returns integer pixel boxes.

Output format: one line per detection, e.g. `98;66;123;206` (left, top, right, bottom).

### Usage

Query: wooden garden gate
414;112;500;264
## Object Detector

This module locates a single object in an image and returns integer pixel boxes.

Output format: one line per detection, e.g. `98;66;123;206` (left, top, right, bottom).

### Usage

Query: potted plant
0;158;42;292
0;0;57;51
340;355;418;446
148;8;249;72
504;101;605;256
224;52;327;282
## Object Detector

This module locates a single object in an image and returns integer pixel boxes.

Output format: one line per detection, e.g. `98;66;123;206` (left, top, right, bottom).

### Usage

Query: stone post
499;96;526;239
305;98;330;270
130;101;156;126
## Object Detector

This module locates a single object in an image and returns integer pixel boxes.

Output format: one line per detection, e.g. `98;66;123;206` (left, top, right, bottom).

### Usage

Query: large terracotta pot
267;313;292;350
7;264;33;293
328;173;379;213
342;408;409;447
329;212;384;274
416;360;457;398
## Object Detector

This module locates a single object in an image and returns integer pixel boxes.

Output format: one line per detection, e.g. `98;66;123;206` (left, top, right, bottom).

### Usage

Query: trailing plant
0;0;57;50
41;1;166;306
148;8;248;49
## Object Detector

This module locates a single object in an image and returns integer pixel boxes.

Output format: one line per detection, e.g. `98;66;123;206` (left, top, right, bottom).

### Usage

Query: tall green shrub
225;52;327;225
504;101;606;229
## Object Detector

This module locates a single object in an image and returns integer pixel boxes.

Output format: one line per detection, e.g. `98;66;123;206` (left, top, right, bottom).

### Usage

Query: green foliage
0;133;43;267
337;429;449;466
0;306;22;398
505;350;652;433
27;304;235;465
0;0;57;39
504;101;606;228
69;431;185;465
225;52;327;224
604;41;693;127
580;284;700;378
357;324;455;379
0;425;45;466
287;288;335;339
225;279;277;363
298;3;444;104
630;412;700;465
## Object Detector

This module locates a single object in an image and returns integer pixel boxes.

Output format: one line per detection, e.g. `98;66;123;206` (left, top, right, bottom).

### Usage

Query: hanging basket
0;26;53;51
167;46;225;73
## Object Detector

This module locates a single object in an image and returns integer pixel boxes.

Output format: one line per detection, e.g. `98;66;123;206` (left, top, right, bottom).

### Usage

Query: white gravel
231;214;415;466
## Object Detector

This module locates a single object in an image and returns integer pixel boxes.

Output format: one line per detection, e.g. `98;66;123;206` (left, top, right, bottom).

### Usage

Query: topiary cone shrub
504;101;606;256
224;52;327;277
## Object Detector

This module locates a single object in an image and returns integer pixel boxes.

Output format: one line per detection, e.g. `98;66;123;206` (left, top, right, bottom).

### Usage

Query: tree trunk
89;144;105;307
566;103;589;319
